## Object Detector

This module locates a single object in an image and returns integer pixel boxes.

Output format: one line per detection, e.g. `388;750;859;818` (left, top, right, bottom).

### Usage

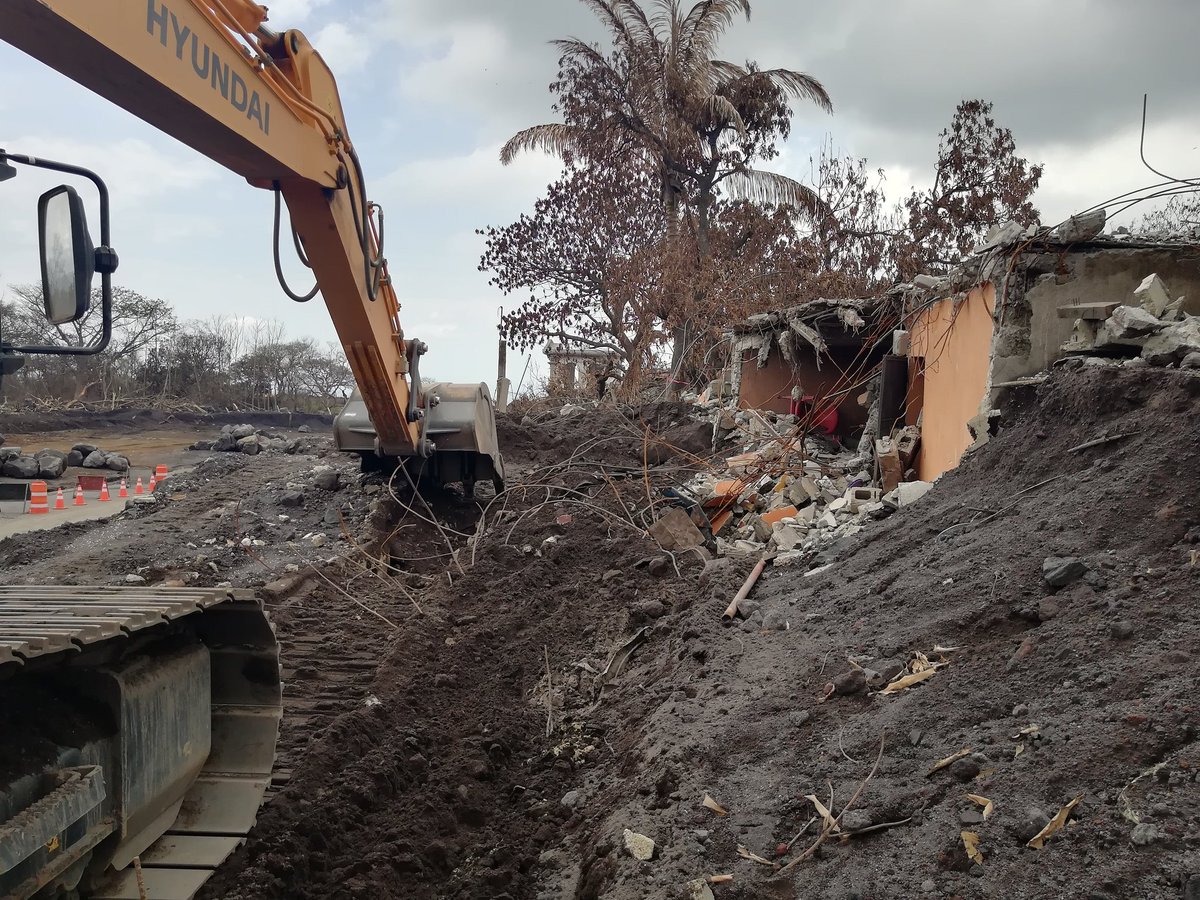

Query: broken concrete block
1132;273;1173;318
622;829;655;861
818;510;838;529
895;481;934;507
1105;305;1165;340
894;426;920;467
875;438;902;492
786;475;820;507
844;486;882;513
966;410;1001;452
745;514;773;543
1182;351;1200;369
1051;208;1106;243
1142;317;1200;366
1062;317;1100;353
771;523;807;552
649;506;706;551
828;497;850;513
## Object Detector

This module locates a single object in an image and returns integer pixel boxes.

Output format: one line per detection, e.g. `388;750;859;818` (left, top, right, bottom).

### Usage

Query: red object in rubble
789;395;839;435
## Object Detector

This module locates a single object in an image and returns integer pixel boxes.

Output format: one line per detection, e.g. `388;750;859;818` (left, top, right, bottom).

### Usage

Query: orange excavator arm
1;0;426;457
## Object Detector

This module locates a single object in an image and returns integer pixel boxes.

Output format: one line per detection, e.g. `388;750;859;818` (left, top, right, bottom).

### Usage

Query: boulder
213;435;238;452
1141;317;1200;366
189;440;215;451
280;490;305;508
36;449;67;462
0;448;20;463
65;449;84;467
104;454;130;472
72;442;99;455
231;424;256;439
1043;556;1087;588
312;470;341;491
36;455;66;479
82;450;108;469
3;456;41;478
238;435;261;455
298;424;312;434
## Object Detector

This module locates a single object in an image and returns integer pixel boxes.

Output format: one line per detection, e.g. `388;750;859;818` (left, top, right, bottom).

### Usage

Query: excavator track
0;586;281;900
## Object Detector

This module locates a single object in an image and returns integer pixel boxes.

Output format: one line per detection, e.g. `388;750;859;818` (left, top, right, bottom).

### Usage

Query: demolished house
899;214;1200;480
727;296;901;444
675;211;1200;571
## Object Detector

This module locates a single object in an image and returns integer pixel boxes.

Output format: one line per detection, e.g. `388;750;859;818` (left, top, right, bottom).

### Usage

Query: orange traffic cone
119;478;128;498
29;481;49;515
135;476;144;495
99;480;111;502
148;474;158;492
54;487;66;510
74;485;86;506
155;464;168;482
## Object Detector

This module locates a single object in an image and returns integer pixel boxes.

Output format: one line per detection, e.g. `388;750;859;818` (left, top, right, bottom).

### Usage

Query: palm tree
501;0;832;392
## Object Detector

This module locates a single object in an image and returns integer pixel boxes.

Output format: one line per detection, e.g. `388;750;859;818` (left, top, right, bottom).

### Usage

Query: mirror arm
0;152;117;356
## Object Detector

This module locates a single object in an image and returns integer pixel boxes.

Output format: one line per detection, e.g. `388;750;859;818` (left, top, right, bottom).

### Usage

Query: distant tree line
0;284;353;411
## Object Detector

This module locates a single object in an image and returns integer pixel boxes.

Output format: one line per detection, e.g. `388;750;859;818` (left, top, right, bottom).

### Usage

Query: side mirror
38;184;94;324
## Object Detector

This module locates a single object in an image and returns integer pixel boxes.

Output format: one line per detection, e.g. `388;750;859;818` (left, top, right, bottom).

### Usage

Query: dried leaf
804;794;841;833
927;748;973;776
736;845;779;868
1013;724;1041;739
966;793;995;820
910;651;936;674
961;830;984;865
702;794;728;817
932;644;961;654
881;668;937;694
1027;795;1082;849
1014;744;1025;757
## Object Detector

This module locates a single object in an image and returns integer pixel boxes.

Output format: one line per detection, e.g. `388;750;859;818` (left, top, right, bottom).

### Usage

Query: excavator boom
0;2;504;898
1;0;503;482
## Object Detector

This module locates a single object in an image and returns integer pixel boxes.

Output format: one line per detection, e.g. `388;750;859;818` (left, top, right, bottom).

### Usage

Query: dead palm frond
724;169;825;216
500;124;587;165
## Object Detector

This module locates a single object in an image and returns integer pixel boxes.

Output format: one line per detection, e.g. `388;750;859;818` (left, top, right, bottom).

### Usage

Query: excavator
0;2;504;897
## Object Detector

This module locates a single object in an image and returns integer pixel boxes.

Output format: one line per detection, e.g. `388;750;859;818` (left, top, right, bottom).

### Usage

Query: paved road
0;465;168;542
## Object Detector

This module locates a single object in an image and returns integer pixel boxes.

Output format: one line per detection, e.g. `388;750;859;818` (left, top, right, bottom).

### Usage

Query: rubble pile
190;422;313;456
653;401;927;569
0;437;129;479
1062;272;1200;368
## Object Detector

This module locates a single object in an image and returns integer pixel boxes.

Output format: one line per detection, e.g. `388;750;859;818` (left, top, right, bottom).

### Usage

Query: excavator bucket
334;383;505;491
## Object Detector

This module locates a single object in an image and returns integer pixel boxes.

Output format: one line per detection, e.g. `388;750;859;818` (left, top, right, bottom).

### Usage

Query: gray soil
2;370;1197;899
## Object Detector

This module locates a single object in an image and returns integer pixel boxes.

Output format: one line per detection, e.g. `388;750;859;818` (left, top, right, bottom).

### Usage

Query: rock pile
651;399;930;569
0;442;128;479
190;424;306;456
1063;272;1200;366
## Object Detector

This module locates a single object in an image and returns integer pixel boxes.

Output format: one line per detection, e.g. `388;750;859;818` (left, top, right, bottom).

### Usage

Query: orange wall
910;284;995;481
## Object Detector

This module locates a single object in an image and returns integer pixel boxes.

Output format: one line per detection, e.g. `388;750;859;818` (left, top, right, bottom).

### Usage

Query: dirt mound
497;401;712;471
201;366;1198;899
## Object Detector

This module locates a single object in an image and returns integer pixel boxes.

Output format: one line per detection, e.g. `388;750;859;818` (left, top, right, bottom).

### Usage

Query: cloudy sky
2;0;1198;388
